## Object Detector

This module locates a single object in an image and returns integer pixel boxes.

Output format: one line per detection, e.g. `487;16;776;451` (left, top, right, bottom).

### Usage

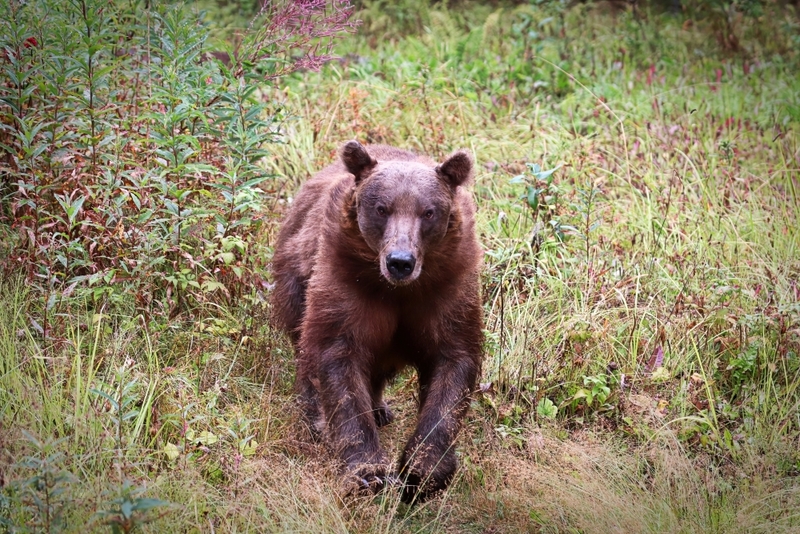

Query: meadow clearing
1;1;799;532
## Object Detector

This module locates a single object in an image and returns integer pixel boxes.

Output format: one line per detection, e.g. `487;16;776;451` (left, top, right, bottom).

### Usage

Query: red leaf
646;345;664;373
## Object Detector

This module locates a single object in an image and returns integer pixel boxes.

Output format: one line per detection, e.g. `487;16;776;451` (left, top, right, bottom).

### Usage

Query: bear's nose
386;251;416;280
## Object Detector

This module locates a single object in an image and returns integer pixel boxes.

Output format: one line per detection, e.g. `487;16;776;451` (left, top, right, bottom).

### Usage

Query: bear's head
341;140;474;286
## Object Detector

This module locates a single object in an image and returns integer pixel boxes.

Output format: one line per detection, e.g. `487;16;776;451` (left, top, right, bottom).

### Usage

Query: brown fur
271;141;483;503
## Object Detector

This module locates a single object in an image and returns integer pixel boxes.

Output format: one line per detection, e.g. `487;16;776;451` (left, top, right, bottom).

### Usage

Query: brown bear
271;140;483;503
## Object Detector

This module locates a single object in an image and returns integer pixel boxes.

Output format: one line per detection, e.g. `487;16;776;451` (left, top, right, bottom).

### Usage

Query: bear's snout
385;251;416;281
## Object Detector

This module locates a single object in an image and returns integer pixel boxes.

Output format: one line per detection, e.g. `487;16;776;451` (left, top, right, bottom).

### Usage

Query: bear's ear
341;140;377;183
436;150;474;189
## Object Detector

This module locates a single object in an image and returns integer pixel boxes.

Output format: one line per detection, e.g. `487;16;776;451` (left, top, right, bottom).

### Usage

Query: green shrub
0;0;357;326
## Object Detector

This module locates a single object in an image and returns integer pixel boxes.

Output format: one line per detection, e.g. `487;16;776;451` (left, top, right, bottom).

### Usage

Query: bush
0;0;357;326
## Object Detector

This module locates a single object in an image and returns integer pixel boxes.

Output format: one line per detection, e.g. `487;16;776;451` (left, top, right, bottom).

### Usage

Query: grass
1;0;799;532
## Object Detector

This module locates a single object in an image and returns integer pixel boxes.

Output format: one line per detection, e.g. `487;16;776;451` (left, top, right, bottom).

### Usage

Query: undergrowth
0;0;355;323
1;0;799;532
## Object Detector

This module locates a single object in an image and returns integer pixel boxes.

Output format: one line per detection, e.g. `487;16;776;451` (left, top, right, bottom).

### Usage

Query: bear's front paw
398;448;457;504
398;468;451;504
343;460;395;496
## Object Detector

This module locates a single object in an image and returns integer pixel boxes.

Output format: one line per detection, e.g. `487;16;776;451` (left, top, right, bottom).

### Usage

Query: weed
510;162;569;254
1;432;77;533
93;479;170;534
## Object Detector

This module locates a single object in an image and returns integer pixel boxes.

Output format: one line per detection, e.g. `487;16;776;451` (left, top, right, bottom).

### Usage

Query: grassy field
1;1;799;532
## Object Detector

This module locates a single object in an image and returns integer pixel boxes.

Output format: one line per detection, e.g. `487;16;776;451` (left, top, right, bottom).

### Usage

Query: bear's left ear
436;150;474;189
341;140;377;183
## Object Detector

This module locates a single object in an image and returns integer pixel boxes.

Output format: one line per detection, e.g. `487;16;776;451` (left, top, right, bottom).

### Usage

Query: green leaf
201;280;226;293
532;163;562;184
163;199;179;215
572;388;593;406
536;397;558;419
164;442;180;461
194;430;218;446
526;162;542;174
121;500;133;519
241;439;258;457
526;185;540;212
90;388;119;411
240;176;270;188
67;196;85;224
651;366;671;382
131;498;170;512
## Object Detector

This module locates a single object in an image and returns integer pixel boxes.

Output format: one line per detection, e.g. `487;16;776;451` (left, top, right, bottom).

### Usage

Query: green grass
2;1;800;532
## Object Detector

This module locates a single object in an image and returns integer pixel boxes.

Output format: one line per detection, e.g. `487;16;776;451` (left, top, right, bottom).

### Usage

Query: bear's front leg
399;357;479;503
316;342;391;491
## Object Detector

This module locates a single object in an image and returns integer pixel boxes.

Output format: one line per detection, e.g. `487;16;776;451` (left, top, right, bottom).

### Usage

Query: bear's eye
423;209;435;220
376;206;387;217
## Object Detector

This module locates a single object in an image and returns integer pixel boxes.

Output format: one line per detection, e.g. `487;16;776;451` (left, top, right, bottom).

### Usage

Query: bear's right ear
341;140;377;183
